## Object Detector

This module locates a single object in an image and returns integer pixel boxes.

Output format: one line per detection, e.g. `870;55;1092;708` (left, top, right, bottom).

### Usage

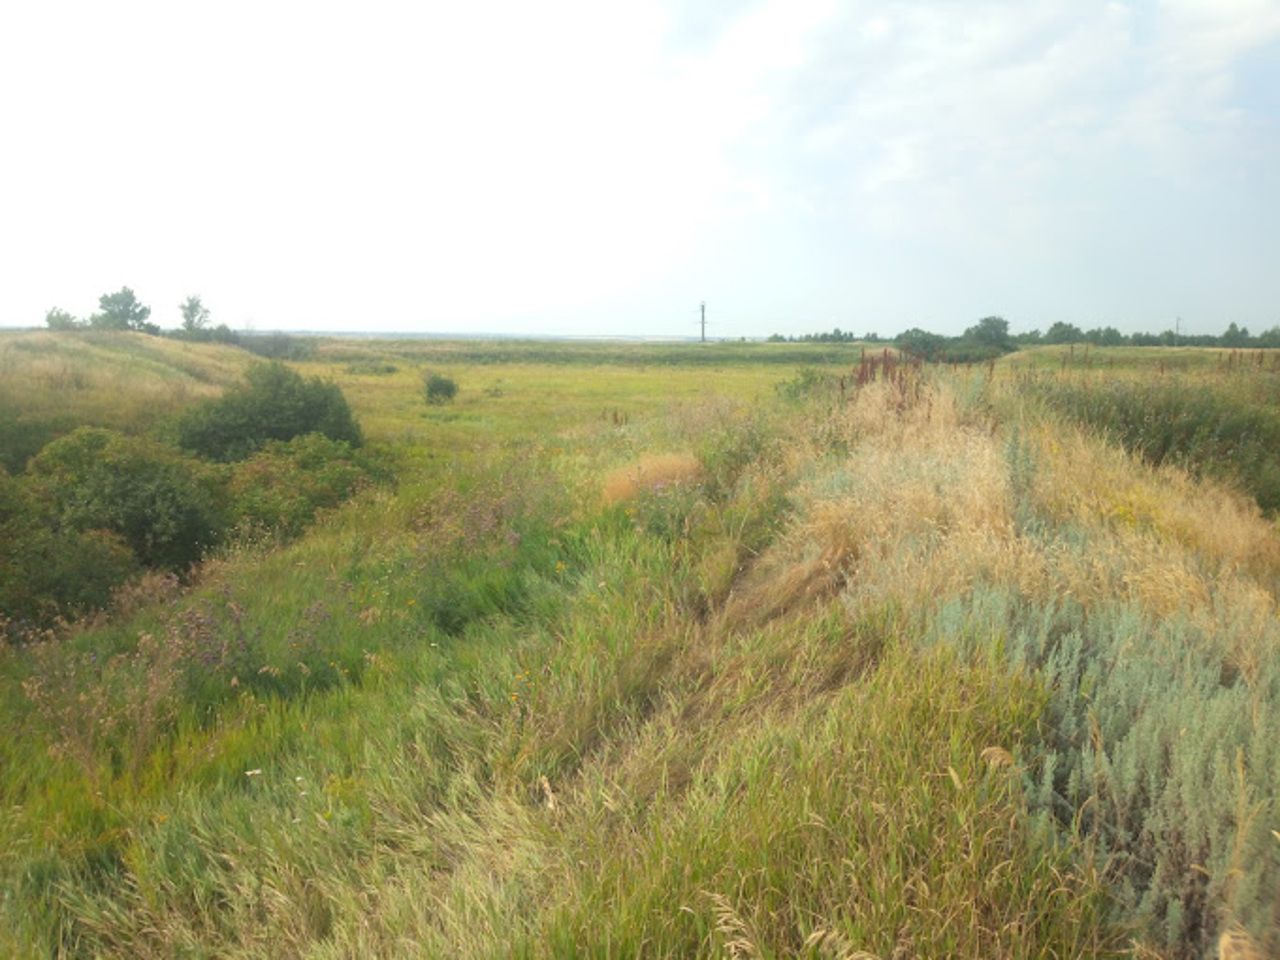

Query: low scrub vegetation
1;334;1277;958
228;434;384;542
178;361;363;461
0;340;378;632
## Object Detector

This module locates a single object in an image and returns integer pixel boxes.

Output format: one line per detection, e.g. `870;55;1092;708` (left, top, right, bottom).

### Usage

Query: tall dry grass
748;367;1280;955
603;452;705;504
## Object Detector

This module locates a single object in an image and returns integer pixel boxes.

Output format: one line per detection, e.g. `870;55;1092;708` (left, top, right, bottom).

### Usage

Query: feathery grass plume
706;891;760;959
802;928;881;960
1218;924;1266;960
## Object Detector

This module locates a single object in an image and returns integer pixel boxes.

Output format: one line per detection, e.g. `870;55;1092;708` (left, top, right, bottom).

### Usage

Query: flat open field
2;331;1278;958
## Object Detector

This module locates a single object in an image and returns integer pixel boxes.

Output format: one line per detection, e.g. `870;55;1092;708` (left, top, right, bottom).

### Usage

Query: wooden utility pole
700;301;707;343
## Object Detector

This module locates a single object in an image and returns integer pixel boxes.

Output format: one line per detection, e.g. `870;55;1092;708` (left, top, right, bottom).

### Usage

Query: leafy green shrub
774;366;832;402
177;362;363;462
422;372;458;405
229;434;378;541
26;427;226;571
1;469;140;633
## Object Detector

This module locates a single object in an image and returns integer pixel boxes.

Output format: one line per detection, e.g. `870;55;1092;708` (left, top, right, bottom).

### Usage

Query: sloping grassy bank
2;346;1277;957
0;331;251;474
1016;359;1280;514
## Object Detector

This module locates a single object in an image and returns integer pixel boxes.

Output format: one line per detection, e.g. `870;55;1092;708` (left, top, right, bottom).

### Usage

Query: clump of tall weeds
21;630;187;786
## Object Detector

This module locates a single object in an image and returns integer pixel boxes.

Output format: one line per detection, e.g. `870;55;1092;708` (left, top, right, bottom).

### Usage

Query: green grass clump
526;641;1121;958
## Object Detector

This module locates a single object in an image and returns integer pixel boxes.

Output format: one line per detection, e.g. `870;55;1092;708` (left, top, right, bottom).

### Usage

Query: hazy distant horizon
7;316;1276;344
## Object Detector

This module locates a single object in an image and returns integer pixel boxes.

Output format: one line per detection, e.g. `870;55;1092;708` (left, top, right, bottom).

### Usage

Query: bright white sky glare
2;0;1278;339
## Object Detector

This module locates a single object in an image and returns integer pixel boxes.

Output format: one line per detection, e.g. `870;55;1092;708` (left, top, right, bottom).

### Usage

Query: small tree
90;287;158;334
1043;321;1085;345
896;328;950;361
423;372;458;405
44;307;83;330
1221;322;1252;349
963;316;1014;353
180;294;211;331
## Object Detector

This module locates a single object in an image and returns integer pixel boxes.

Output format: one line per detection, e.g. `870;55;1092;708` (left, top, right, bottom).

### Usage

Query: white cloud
1;0;1277;334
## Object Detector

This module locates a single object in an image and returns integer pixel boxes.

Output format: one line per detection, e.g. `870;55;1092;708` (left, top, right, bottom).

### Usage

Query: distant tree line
46;288;238;343
1017;320;1280;350
772;318;1280;360
768;328;885;344
44;288;314;359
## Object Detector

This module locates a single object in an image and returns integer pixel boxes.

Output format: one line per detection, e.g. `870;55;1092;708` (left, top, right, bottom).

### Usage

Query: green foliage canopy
962;315;1013;352
895;327;950;360
44;307;83;330
177;362;363;462
0;467;139;630
1043;321;1086;344
423;372;458;405
180;295;210;331
229;434;378;540
90;287;158;334
26;427;225;572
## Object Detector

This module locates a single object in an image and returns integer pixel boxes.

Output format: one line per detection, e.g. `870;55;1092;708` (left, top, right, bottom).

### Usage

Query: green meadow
1;330;1278;958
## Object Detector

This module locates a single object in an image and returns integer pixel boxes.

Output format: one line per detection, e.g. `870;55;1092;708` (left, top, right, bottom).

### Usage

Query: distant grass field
1;333;1278;958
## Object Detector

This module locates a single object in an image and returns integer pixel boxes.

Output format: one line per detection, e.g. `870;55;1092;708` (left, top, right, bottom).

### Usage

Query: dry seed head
802;928;882;960
981;746;1016;769
1217;925;1264;960
705;892;759;960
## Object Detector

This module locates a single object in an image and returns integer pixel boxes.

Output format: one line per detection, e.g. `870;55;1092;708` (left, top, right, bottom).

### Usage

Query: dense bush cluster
1;365;375;635
28;428;226;570
228;434;382;540
177;362;363;461
0;468;139;629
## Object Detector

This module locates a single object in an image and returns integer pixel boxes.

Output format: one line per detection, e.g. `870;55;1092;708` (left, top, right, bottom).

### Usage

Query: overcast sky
2;0;1277;339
